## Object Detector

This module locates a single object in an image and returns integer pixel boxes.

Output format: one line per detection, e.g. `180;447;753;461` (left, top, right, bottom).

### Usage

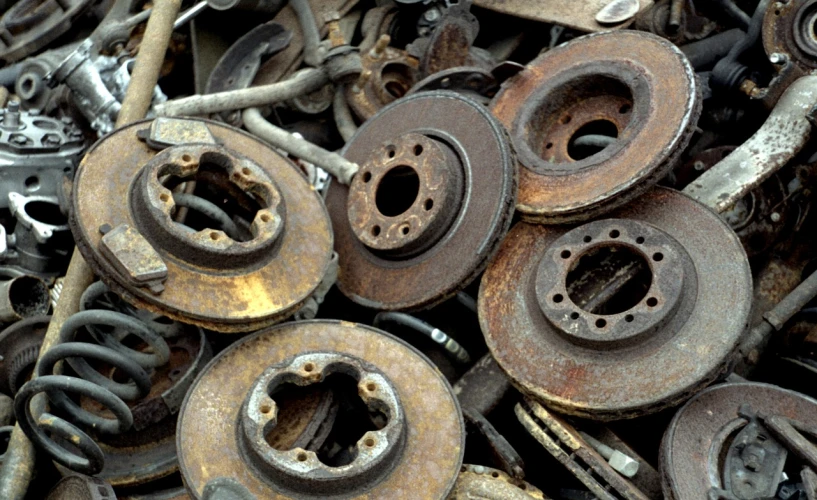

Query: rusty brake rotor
177;320;465;499
763;0;817;71
69;118;334;333
326;91;516;311
479;187;752;420
661;382;817;499
490;30;700;223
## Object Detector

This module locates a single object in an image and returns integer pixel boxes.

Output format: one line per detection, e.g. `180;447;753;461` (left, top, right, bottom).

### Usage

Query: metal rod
0;0;182;495
332;84;357;142
669;0;684;30
174;0;208;29
290;0;322;67
155;68;329;117
243;107;358;184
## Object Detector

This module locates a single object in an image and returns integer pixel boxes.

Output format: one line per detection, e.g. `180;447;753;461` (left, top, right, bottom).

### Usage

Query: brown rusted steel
763;0;817;71
480;188;752;420
447;464;546;499
345;40;418;121
515;400;649;500
453;354;511;417
491;31;700;224
69;118;333;333
176;320;465;499
326;91;516;311
661;382;817;499
471;0;652;32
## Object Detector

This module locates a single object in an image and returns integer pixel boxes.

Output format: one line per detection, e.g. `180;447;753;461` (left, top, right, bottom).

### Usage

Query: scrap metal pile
1;0;817;498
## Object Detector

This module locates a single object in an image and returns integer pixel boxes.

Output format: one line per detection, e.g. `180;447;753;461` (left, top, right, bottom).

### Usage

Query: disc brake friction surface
69;118;333;333
176;320;465;499
326;91;516;311
479;188;752;420
490;31;700;223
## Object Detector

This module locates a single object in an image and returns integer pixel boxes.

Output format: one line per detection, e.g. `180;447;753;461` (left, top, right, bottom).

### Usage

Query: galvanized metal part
0;0;95;65
7;192;73;276
684;75;817;214
516;399;649;500
70;117;334;332
480;188;752;420
177;320;465;499
471;0;653;32
447;464;546;499
491;31;700;223
326;91;516;311
661;382;817;499
0;101;85;206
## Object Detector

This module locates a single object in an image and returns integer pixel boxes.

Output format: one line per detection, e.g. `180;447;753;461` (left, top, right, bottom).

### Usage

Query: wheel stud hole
595;318;607;328
646;297;658;307
561;250;572;259
553;294;563;303
652;252;664;261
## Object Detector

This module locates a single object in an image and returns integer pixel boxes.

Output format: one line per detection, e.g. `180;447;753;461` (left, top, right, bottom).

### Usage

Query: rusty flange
69;118;334;332
326;91;516;311
479;188;752;420
345;45;419;121
448;465;546;499
763;0;817;70
661;382;817;499
177;320;465;499
490;31;700;224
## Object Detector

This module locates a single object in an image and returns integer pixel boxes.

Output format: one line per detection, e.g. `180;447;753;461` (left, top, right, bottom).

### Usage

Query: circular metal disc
763;0;817;70
490;31;699;223
448;465;545;499
661;382;817;499
326;91;516;311
177;320;465;499
479;188;752;420
70;119;333;333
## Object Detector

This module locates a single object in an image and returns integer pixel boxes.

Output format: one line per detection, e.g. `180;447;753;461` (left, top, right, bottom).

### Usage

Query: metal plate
70;118;333;332
661;382;817;500
490;31;700;224
471;0;653;32
325;91;516;311
176;320;465;499
479;187;752;420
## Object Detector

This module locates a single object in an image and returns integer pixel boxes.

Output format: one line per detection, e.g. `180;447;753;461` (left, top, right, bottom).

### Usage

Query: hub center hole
375;165;420;217
565;244;652;315
266;372;388;468
567;120;619;161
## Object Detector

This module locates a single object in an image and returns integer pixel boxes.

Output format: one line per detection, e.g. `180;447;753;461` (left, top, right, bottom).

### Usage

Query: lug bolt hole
595;318;607;328
363;172;372;183
303;363;315;372
636;237;645;244
210;232;219;240
424;199;433;210
260;404;271;414
297;452;308;462
553;294;563;303
366;383;376;391
413;145;423;156
570;312;579;320
364;438;375;447
561;250;571;259
609;230;620;238
583;235;592;243
646;297;658;307
159;193;169;202
625;314;634;322
181;154;192;162
652;252;664;261
260;214;270;222
372;226;381;236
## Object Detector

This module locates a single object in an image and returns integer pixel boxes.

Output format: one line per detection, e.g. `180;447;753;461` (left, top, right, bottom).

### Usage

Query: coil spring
14;281;171;475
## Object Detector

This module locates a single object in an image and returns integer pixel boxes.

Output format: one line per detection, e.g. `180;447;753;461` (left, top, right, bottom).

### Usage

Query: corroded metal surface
472;0;653;32
447;464;546;500
479;188;752;420
177;320;465;499
763;0;817;70
491;31;700;223
346;44;418;121
70;118;333;332
326;91;516;311
661;383;817;500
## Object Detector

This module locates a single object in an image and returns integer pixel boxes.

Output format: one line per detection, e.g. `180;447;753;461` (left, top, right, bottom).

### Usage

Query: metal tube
242;107;358;184
738;268;817;375
0;0;181;496
669;0;684;30
290;0;322;67
173;0;208;28
684;75;817;213
332;84;357;142
155;68;329;117
372;311;470;364
0;277;50;322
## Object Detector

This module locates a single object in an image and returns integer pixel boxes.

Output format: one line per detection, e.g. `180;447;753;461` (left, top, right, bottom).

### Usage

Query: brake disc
448;465;545;499
661;382;817;500
490;31;700;224
177;320;465;499
325;91;516;311
70;118;334;332
479;187;752;420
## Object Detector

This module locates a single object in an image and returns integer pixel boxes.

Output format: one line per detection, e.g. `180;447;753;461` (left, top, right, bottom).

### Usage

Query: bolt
369;35;390;60
579;431;640;478
423;8;441;22
353;69;372;93
770;53;785;65
771;212;781;222
693;160;706;171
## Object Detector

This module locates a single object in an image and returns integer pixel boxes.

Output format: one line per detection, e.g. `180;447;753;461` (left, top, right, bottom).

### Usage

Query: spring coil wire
14;281;172;475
